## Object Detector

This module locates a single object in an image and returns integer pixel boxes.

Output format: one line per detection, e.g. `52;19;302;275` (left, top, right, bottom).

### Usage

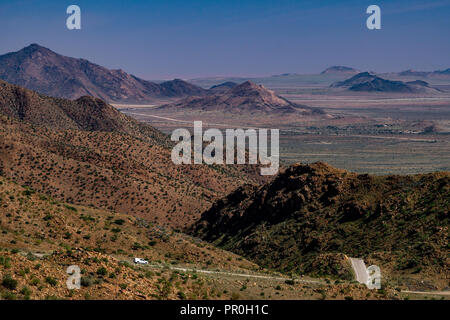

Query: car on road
133;258;149;265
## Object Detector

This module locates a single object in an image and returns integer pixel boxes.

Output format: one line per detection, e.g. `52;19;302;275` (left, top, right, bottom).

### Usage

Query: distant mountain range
0;44;206;103
321;66;360;75
158;81;324;115
331;72;440;93
397;68;450;78
321;66;450;79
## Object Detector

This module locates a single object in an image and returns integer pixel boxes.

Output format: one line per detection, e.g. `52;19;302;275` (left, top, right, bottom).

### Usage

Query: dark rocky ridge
331;72;439;93
192;162;449;280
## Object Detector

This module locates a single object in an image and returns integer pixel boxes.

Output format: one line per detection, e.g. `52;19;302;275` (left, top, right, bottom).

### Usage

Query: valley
121;77;450;175
0;43;448;301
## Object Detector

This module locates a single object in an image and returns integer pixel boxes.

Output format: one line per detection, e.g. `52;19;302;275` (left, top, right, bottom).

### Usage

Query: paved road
349;257;369;285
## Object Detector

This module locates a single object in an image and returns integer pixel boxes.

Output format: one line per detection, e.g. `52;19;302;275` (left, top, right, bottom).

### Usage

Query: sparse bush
119;283;127;290
114;219;125;225
96;267;108;276
45;276;58;287
81;276;94;287
21;286;32;299
64;205;77;212
2;274;18;290
0;256;11;268
30;277;40;286
1;291;16;300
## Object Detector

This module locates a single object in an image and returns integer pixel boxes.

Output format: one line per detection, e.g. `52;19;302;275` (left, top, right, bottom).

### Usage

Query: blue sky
0;0;449;79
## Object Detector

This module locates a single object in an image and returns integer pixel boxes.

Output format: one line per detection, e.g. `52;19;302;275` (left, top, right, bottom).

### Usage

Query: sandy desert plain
116;73;450;175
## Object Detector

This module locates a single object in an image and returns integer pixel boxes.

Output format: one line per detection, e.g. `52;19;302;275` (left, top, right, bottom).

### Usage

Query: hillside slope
0;177;261;300
0;114;261;228
1;177;392;301
0;80;168;144
192;163;449;285
0;81;262;228
0;176;255;270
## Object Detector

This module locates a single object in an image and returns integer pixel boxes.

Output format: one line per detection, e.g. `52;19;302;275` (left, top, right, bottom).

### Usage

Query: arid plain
118;73;450;175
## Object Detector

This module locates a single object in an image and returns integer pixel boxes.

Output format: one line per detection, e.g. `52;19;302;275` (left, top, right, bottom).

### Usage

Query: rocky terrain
0;175;253;300
0;49;448;301
0;176;398;300
192;162;449;289
0;81;262;228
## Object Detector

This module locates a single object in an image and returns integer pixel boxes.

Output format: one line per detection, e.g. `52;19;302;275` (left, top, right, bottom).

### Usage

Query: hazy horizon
1;0;449;80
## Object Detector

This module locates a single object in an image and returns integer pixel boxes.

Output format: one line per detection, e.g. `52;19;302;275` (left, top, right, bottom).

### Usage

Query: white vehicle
133;258;149;265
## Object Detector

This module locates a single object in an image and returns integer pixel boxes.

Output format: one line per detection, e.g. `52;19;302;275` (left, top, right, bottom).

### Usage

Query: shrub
114;219;125;225
81;276;94;287
21;286;32;299
2;274;18;290
45;277;58;286
132;242;143;250
96;267;108;276
0;256;11;268
1;291;16;300
64;205;77;212
23;189;35;196
119;283;127;290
